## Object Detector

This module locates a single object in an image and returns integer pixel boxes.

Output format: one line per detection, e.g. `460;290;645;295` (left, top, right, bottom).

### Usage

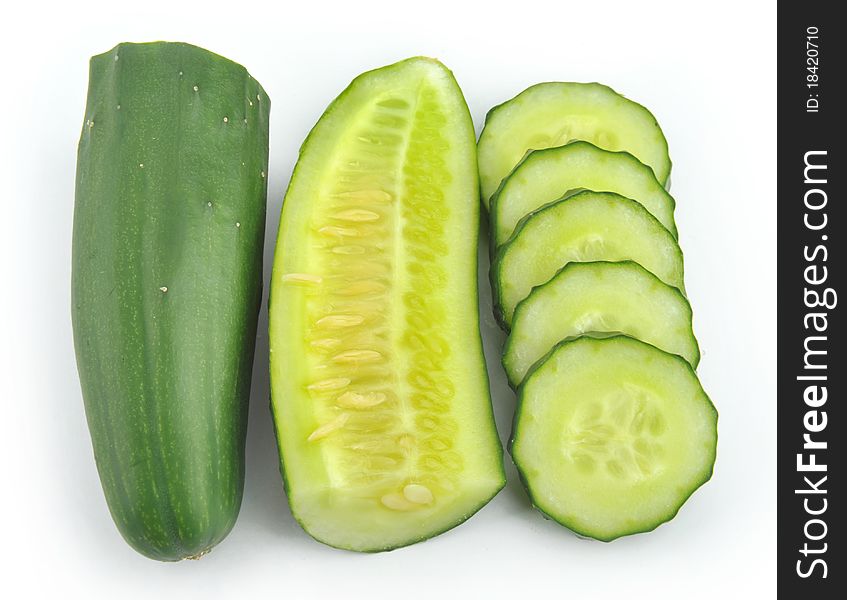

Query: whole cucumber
72;42;269;561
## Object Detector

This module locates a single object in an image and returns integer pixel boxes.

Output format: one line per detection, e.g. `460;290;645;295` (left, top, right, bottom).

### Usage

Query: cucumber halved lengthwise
511;335;717;541
503;261;699;387
72;42;270;560
490;141;677;248
478;82;671;208
492;190;685;328
269;57;505;552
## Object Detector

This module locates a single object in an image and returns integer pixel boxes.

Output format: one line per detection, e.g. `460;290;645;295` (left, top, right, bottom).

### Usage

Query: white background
1;0;776;597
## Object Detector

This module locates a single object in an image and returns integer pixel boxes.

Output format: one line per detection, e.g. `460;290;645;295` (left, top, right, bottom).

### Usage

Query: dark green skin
72;42;269;561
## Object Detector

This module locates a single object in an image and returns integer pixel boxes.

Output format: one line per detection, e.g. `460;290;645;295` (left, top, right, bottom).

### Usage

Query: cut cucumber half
503;261;699;387
492;191;684;328
511;335;717;541
491;141;677;248
269;57;505;552
478;82;671;207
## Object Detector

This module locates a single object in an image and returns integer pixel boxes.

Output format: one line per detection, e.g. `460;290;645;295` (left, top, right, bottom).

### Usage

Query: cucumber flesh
491;141;677;248
503;261;699;386
478;82;671;207
269;57;505;552
492;191;685;328
511;335;717;541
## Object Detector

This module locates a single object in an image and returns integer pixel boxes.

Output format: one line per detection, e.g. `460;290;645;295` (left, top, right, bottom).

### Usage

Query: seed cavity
337;280;386;296
376;98;410;109
606;459;625;479
288;95;461;501
331;245;366;255
403;484;434;505
334;209;380;222
318;225;361;237
223;116;229;123
572;453;596;474
332;189;393;204
336;391;387;409
316;314;365;328
380;492;417;511
331;349;383;364
397;434;416;450
310;338;341;350
307;377;351;392
281;273;322;285
307;413;350;442
649;412;666;436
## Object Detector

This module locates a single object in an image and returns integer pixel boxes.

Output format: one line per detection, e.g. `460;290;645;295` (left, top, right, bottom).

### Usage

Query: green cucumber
492;191;684;328
72;42;269;561
478;82;671;207
269;57;505;552
503;261;699;387
490;141;677;248
511;335;717;541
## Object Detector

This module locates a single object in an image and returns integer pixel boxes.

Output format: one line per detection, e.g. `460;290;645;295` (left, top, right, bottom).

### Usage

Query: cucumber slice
503;261;699;387
511;335;717;541
478;82;671;207
492;191;684;328
491;141;677;248
269;57;505;552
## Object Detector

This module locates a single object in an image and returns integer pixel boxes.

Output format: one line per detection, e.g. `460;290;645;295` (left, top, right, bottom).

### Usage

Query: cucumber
503;261;699;386
490;141;677;248
478;82;671;207
492;191;684;328
72;42;269;560
269;57;505;552
511;335;717;541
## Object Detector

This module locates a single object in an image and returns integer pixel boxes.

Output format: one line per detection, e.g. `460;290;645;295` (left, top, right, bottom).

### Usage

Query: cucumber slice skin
478;82;671;207
72;42;269;560
503;261;699;387
510;335;717;542
269;57;505;552
492;191;685;329
490;141;677;249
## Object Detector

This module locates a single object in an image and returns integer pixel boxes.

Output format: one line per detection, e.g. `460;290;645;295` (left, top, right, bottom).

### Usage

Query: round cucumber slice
491;141;677;248
492;191;685;328
478;82;671;207
503;261;699;387
511;335;717;541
